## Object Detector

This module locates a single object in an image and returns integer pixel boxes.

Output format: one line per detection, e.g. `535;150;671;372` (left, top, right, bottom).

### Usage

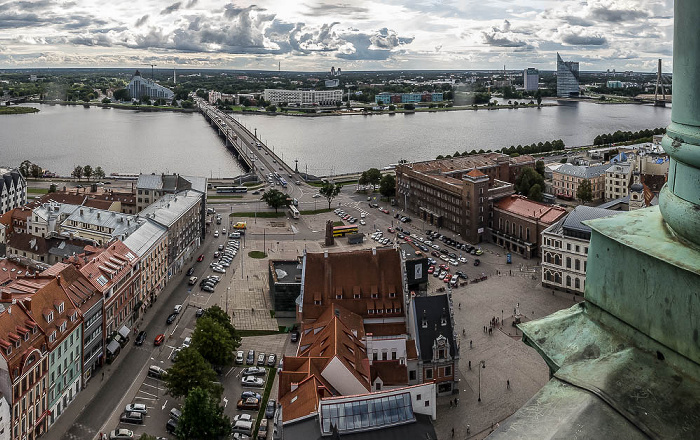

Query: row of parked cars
210;239;240;274
334;208;365;225
236;349;278;368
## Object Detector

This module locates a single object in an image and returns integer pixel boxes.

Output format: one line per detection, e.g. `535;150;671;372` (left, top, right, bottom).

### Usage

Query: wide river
1;100;670;177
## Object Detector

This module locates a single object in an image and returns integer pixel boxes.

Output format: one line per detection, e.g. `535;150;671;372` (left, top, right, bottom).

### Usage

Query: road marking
223;397;229;408
138;390;159;398
141;382;161;390
162;400;168;411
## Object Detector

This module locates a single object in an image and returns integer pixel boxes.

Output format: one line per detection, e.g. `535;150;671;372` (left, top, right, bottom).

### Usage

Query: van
232;420;253;436
169;407;182;421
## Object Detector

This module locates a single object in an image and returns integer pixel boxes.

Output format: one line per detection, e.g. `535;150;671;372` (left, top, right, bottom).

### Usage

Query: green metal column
660;0;700;245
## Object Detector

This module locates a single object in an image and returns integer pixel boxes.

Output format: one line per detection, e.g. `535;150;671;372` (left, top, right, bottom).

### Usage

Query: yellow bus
333;225;359;237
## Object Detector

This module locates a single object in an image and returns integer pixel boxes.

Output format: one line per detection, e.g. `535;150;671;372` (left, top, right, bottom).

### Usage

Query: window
425;369;433;379
445;366;452;376
575;260;580;271
566;257;571;269
424;400;430;407
575;278;581;289
416;393;421;400
567;243;571;251
566;276;571;287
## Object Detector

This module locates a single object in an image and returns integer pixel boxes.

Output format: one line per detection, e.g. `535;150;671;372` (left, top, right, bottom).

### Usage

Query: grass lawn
27;187;49;194
248;251;268;259
333;221;345;227
0;107;39;115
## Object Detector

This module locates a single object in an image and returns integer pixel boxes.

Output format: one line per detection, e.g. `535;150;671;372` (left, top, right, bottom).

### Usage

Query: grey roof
181;175;208;194
122;219;167;257
596;195;631;210
272;260;303;284
48;241;88;258
556;163;610;179
137;174;163;190
284;413;436;440
605;163;631;174
562;205;623;234
63;207;143;238
413;294;456;361
139;190;201;228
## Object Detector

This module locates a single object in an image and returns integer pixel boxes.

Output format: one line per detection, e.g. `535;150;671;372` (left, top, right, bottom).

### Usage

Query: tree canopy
164;347;221;399
379;174;396;198
577;179;593;203
191;316;237;367
176;387;231;440
514;167;545;201
359;168;382;188
203;305;240;343
261;189;290;213
319;182;341;209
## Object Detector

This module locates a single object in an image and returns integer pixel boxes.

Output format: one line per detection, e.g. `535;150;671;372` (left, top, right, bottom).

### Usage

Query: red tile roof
78;240;138;293
466;168;487;178
494;195;567;224
0;303;44;382
278;375;333;422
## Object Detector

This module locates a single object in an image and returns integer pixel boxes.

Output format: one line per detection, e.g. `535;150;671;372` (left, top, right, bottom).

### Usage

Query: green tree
113;88;129;101
72;166;83;181
82;165;93;181
535;160;545;176
379;174;396;198
48;184;57;193
404;103;415;110
93;166;106;180
138;435;157;440
576;179;593;203
164;347;222;399
261;189;289;213
365;168;382;187
30;164;42;179
535;90;542;107
388;105;396;111
203;305;240;343
514;167;545;198
528;183;543;202
19;160;32;177
191;316;236;367
319;182;341;209
266;105;277;112
101;97;111;104
176;387;231;440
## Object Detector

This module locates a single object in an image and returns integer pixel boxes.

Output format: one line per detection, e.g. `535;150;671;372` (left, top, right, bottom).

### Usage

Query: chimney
80;209;84;216
324;250;328;258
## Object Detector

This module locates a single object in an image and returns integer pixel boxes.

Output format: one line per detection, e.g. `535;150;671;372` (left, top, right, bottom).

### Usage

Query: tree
379;174;396;198
203;305;240;343
528;183;543;202
30;164;42;179
319;182;341;209
261;189;289;213
83;165;93;181
93;166;106;180
48;184;57;193
72;166;83;181
164;347;221;399
514;167;545;198
577;179;593;203
535;90;542;107
266;105;277;112
101;97;111;104
176;387;231;440
191;316;236;367
365;168;382;187
138;435;158;440
19;160;32;177
113;89;129;101
535;160;545;176
404;103;415;110
388;104;395;111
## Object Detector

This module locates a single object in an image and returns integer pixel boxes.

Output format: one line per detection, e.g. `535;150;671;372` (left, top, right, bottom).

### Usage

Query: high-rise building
523;68;539;91
126;70;174;100
556;53;580;97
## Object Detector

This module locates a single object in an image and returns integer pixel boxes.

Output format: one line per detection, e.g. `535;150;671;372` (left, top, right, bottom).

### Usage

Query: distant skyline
0;0;673;72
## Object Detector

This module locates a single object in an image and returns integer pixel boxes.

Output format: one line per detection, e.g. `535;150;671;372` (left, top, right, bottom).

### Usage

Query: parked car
202;285;215;293
234;413;253;423
196;308;204;318
241;376;264;387
166;418;178;434
154;334;165;346
188;276;198;285
166;313;178;325
169;407;182;421
265;399;276;419
242;366;266;376
236;350;245;364
125;403;147;414
109;429;134;439
267;353;277;367
474;259;481;266
241;391;262;400
181;337;191;348
257;422;268;439
186;267;195;276
120;411;144;425
237;397;261;410
290;331;299;343
135;331;147;346
212;266;226;273
257;353;266;366
246;350;255;365
148;365;167;378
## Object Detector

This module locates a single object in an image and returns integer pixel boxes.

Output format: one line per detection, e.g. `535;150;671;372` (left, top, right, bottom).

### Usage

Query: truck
233;222;247;230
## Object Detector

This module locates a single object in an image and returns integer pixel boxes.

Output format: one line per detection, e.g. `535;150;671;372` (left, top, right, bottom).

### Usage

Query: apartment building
123;219;168;307
541;206;623;294
604;162;633;201
0;168;26;216
551;163;609;201
60;207;143;246
135;173;207;214
262;89;343;106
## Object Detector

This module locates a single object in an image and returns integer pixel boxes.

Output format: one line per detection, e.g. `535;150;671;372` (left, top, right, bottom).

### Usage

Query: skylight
320;392;414;434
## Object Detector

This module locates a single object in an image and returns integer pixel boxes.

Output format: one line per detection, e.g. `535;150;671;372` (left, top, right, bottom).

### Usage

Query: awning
118;325;130;339
106;340;120;354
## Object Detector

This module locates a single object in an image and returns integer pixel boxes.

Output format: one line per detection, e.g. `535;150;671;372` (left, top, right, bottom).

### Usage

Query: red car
197;254;204;262
382;209;390;214
387;227;395;233
154;334;165;346
439;264;449;271
444;274;452;283
427;266;435;274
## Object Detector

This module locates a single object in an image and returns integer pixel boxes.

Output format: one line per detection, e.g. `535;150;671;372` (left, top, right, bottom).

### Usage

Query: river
0;100;670;177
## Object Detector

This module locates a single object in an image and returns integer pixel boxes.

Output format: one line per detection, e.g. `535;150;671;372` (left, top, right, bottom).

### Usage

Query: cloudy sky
0;0;673;71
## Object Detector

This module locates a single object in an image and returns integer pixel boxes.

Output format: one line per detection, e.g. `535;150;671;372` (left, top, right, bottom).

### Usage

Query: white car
212;266;226;274
360;213;366;218
459;257;468;264
109;429;134;440
241;376;265;387
125;403;147;414
214;231;219;237
234;414;253;423
312;193;321;198
359;220;366;225
181;337;191;348
449;259;459;266
173;305;183;314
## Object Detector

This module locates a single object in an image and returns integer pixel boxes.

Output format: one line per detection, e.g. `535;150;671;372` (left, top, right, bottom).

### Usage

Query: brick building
491;195;567;259
395;153;533;243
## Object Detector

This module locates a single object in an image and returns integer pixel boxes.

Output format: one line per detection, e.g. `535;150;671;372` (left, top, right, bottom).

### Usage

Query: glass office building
557;53;580;97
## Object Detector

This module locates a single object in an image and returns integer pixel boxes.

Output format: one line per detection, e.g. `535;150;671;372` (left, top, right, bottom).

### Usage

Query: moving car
166;313;178;325
173;305;182;314
186;267;195;276
135;331;147;346
241;376;264;387
154;334;165;346
197;254;204;262
188;276;198;285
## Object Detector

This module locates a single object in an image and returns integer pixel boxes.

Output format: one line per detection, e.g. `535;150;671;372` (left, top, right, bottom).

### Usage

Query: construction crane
142;63;157;80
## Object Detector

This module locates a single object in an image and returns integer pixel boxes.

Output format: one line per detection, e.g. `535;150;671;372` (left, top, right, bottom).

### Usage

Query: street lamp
478;360;486;402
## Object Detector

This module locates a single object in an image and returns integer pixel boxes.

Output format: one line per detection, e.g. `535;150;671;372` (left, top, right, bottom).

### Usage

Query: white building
126;70;174;100
263;89;343;106
604;162;633;201
523;68;539;91
123;219;168;308
541;206;623;294
0;168;26;215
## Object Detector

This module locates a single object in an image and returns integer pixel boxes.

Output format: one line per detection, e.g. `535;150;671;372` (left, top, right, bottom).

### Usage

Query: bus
288;205;300;219
216;186;248;194
333;225;359;237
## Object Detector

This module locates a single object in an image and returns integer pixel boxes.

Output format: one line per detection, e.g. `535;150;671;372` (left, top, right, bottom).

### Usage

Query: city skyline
0;0;673;72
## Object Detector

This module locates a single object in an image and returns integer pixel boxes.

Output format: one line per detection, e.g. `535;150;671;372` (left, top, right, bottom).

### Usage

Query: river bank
0;106;40;115
35;100;197;113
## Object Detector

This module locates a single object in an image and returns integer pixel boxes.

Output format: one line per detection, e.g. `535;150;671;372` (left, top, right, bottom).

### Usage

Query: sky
0;0;674;72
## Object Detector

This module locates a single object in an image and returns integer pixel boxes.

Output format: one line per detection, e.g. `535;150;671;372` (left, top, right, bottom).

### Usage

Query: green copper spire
659;1;700;246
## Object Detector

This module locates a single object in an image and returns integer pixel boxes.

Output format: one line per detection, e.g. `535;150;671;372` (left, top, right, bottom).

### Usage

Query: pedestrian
470;340;473;348
468;360;471;370
251;307;255;313
459;302;461;310
467;424;471;435
507;379;510;389
101;371;104;381
450;400;453;408
452;427;455;438
454;397;458;406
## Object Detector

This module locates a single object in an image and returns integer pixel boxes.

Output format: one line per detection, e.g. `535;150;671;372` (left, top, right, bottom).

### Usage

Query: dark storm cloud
590;6;648;23
482;32;529;48
135;15;149;27
0;11;51;28
562;32;607;45
161;2;182;15
303;3;369;19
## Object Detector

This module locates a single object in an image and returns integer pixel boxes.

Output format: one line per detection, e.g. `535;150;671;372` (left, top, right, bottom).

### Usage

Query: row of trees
358;168;396;198
501;139;566;156
71;165;106;181
593;128;665;146
19;160;44;178
163;305;241;439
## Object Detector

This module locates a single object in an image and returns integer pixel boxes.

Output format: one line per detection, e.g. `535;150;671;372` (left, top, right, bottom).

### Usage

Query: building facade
395;153;534;243
604;163;633;201
374;92;444;104
541;206;623;294
262;89;343;106
523;68;539;91
556;53;580;97
552;163;609;201
0;169;26;216
123;219;168;309
126;70;174;100
491;195;567;259
268;260;302;317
